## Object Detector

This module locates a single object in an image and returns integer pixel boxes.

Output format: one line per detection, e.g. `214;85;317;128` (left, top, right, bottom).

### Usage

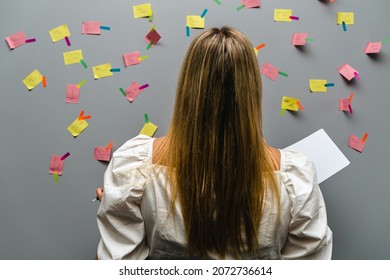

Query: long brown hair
155;26;279;258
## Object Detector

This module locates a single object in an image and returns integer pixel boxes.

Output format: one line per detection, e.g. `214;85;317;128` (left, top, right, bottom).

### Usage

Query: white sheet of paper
284;128;350;183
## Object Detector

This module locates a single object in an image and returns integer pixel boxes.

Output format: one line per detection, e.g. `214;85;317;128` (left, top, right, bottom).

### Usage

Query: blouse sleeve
280;150;333;260
96;135;152;260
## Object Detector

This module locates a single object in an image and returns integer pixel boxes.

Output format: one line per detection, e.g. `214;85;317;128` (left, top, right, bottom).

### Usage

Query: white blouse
97;134;332;260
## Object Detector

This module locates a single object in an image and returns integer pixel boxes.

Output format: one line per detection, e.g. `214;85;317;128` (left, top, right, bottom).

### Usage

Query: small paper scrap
63;49;83;65
274;9;292;22
139;122;158;137
92;63;113;79
337;12;354;25
82;21;101;35
291;33;308;46
186;16;205;29
338;64;358;81
364;42;382;54
49;155;64;175
23;69;43;90
309;79;327;92
5;31;27;49
260;62;279;81
66;84;80;104
133;3;153;18
49;24;70;42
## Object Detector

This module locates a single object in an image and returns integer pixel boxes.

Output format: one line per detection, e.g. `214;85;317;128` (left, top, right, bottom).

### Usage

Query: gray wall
1;0;389;259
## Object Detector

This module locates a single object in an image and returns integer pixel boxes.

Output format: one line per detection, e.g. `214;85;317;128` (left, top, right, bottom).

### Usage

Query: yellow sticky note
67;118;89;137
254;48;258;56
23;69;43;90
337;12;354;25
186;16;205;29
133;3;153;18
139;122;158;137
92;63;113;79
49;24;71;42
274;9;292;22
309;79;327;92
63;49;83;65
281;96;299;111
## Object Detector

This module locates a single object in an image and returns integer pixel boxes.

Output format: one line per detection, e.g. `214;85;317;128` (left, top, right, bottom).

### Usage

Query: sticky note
364;42;382;54
82;21;101;35
133;3;152;18
309;79;327;92
23;69;43;90
67;118;89;137
242;0;260;8
281;96;299;112
145;28;161;45
186;16;205;29
338;64;358;81
49;24;70;42
348;134;365;153
5;31;27;49
123;51;141;66
260;62;279;81
66;84;80;104
94;147;111;161
49;155;64;175
337;12;354;25
63;49;83;65
92;63;113;79
291;33;308;46
274;9;292;22
125;81;142;102
139;122;158;137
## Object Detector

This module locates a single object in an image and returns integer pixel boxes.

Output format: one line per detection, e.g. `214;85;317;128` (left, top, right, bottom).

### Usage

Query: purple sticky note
125;81;141;102
260;62;279;81
82;21;102;35
5;31;27;49
49;155;64;175
66;84;80;103
123;51;141;67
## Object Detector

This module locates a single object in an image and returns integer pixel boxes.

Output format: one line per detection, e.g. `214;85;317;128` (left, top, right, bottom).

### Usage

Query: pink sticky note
339;98;351;112
242;0;261;8
82;21;101;35
5;31;27;49
49;155;64;175
348;134;365;153
364;42;382;54
94;147;111;161
145;29;161;45
66;84;80;104
123;51;141;67
338;63;358;81
260;62;279;81
291;33;308;46
125;81;141;102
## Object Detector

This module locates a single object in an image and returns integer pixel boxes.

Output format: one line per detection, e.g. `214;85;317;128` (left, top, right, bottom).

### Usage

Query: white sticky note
284;129;350;183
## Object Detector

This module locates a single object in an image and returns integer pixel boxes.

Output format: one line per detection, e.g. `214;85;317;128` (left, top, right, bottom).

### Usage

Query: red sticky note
338;63;358;81
123;51;141;67
242;0;261;8
260;62;279;81
5;31;27;49
125;81;142;102
82;21;101;35
66;84;80;104
348;134;365;153
364;42;382;54
145;29;161;45
291;33;308;46
94;147;111;161
339;98;351;112
49;155;64;175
